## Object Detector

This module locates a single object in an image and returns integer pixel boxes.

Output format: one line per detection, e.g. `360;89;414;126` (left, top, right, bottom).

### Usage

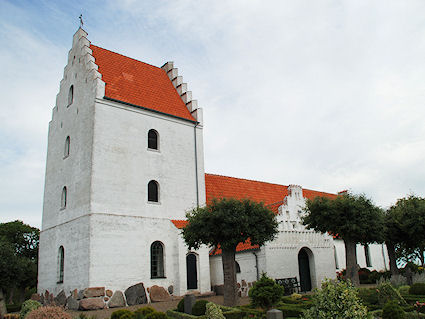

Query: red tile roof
210;239;259;256
90;45;196;122
171;220;188;229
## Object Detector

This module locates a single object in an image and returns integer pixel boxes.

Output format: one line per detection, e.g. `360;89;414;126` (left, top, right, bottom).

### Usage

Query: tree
390;195;425;266
384;207;404;275
182;198;279;306
302;193;384;286
0;220;39;304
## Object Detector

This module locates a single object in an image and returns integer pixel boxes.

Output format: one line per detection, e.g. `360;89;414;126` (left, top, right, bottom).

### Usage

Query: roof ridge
205;173;287;188
90;44;162;70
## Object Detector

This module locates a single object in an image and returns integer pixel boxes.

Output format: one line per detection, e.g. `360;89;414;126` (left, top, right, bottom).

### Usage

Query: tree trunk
386;242;399;276
7;286;14;305
18;287;25;304
222;248;238;306
419;247;425;267
344;239;360;286
0;288;7;318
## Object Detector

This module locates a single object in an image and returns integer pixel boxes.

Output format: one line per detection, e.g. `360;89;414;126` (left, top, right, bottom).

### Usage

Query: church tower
38;28;210;296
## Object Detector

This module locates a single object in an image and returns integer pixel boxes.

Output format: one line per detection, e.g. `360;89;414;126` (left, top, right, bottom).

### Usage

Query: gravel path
67;296;251;319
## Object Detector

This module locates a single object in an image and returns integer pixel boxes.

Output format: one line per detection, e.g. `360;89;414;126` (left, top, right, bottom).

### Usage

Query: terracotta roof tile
90;45;196;122
171;220;188;229
210;239;259;256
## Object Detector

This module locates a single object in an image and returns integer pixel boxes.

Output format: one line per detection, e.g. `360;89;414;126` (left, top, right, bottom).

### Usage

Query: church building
38;28;389;299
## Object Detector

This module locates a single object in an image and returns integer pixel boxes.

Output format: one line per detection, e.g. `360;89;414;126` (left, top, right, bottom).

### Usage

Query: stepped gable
90;45;196;122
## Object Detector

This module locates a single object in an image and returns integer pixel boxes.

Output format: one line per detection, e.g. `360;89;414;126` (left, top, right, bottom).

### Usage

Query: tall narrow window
235;261;241;273
61;187;67;209
151;241;164;278
57;246;64;283
148;129;158;150
334;245;339;269
68;85;74;106
64;136;70;158
148;180;159;202
365;245;372;267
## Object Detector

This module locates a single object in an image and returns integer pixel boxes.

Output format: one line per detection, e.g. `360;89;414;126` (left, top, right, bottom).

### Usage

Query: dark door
298;249;312;292
186;253;198;289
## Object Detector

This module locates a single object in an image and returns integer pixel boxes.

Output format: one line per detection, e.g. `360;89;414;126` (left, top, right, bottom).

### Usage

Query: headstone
267;309;283;319
66;296;79;311
242;280;247;287
79;298;105;310
55;290;67;306
108;291;126;308
125;283;147;306
106;290;113;297
77;290;84;300
168;285;174;294
213;285;224;295
149;285;171;302
71;289;78;299
83;287;105;298
184;294;196;314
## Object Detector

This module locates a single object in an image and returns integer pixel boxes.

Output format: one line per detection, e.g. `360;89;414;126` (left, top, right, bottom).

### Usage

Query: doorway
298;248;312;292
186;253;198;289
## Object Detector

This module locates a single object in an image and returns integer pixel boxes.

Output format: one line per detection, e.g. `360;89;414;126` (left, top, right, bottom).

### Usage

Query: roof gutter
103;96;197;124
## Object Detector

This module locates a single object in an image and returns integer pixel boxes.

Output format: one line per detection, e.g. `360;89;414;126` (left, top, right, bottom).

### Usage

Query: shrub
145;312;168;319
410;283;425;295
192;300;209;316
248;273;284;310
205;303;225;319
177;299;185;313
290;293;302;301
377;281;407;306
382;300;406;319
359;268;372;284
111;309;135;319
19;300;41;319
399;286;411;295
358;288;379;306
135;307;156;319
25;306;72;319
301;279;368;319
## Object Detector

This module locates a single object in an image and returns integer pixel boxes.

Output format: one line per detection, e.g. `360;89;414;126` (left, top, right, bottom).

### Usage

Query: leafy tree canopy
302;193;384;244
0;220;39;260
182;198;279;251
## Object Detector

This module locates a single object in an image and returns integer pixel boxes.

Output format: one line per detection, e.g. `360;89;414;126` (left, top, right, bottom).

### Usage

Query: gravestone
267;309;283;319
184;294;196;314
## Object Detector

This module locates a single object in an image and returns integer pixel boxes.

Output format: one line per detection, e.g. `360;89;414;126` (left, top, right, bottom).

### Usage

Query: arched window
68;85;74;106
235;261;241;274
57;246;64;283
151;241;164;278
64;136;70;158
365;244;372;267
148;129;158;150
61;187;67;209
148;180;159;202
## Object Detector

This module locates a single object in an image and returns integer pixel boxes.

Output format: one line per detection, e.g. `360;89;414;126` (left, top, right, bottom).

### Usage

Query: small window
148;129;158;150
61;187;67;209
64;136;70;158
148;180;159;202
68;85;74;106
365;245;372;267
235;261;241;274
151;241;165;278
57;246;64;283
334;245;339;269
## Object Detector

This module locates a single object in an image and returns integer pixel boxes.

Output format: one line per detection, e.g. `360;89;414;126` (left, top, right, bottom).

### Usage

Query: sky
1;0;424;228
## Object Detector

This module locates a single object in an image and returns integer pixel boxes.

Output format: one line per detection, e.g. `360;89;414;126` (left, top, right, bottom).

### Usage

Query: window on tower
68;85;74;106
148;180;159;202
61;187;67;209
64;136;70;158
151;241;165;278
148;129;159;150
57;246;64;283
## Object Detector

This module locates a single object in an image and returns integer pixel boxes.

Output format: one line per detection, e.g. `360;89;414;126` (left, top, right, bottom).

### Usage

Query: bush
145;312;169;319
359;268;372;284
7;304;22;313
177;299;185;313
358;288;379;306
276;304;306;317
135;307;156;319
192;300;209;316
399;286;411;295
382;300;406;319
248;273;284;310
301;279;368;319
409;283;425;295
19;300;41;319
205;303;225;319
111;309;135;319
377;281;407;306
25;306;72;319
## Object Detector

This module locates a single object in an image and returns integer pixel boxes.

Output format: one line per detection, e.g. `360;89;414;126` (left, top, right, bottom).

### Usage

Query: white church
38;28;389;299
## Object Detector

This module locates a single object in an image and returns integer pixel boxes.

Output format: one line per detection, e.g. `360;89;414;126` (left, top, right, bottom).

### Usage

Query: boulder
79;298;105;310
83;287;105;298
108;291;126;308
66;296;79;311
149;285;171;302
106;289;113;297
125;283;147;306
55;290;67;306
77;290;84;300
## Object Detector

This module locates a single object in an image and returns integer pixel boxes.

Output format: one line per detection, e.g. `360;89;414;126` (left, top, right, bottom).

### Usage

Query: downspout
253;251;259;281
194;122;199;207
